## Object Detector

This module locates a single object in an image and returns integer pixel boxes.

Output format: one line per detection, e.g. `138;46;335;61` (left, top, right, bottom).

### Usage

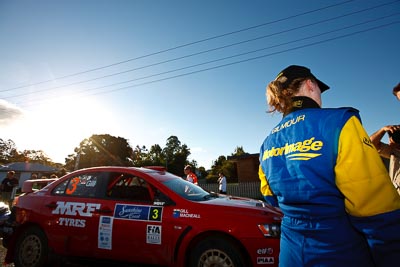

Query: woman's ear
305;79;315;92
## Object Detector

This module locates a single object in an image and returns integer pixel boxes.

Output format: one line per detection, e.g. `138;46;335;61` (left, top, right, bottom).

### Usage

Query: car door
92;171;175;266
45;172;105;257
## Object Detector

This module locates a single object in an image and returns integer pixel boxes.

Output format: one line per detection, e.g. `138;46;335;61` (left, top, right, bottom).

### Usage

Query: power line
79;22;400;94
88;21;400;96
48;13;400;95
4;1;398;100
0;0;357;92
16;20;399;107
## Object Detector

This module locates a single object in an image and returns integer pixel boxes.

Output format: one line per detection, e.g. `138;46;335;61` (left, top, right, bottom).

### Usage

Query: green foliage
0;138;58;166
233;146;247;156
64;134;194;176
197;166;208;180
65;134;133;170
162;136;191;176
2;136;244;181
130;136;198;177
205;146;248;183
21;149;52;164
0;138;20;163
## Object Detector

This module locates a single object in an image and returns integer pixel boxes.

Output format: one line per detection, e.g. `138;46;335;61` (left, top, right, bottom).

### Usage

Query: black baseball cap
389;129;400;144
275;65;330;92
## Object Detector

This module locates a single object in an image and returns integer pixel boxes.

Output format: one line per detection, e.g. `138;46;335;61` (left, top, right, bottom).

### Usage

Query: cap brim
316;79;329;92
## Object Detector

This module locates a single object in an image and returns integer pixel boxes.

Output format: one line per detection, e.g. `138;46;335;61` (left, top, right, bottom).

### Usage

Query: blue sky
1;0;399;169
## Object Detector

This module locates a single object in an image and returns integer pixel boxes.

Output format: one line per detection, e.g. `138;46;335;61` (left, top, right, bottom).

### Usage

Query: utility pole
74;149;81;170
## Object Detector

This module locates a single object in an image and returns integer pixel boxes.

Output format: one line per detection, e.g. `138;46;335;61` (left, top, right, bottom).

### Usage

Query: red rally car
2;166;282;267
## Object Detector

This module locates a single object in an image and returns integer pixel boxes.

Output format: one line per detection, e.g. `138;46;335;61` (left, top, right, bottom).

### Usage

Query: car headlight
258;223;281;238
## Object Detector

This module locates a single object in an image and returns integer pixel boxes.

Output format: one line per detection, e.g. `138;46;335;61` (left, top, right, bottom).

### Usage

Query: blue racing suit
259;99;400;267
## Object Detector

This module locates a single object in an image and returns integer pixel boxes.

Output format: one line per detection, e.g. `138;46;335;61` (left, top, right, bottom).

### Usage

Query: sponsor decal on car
146;225;162;245
51;201;101;228
257;248;274;255
52;201;101;217
58;217;86;227
98;216;113;250
257;257;275;265
114;204;163;222
172;209;201;219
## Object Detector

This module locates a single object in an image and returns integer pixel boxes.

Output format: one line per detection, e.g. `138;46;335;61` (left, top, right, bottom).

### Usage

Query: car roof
63;166;176;183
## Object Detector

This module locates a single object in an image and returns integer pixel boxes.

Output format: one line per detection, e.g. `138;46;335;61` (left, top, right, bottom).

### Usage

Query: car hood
203;195;281;215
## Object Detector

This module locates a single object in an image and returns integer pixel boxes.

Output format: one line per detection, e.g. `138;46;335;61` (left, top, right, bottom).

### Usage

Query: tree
131;145;149;166
207;146;248;183
147;144;164;166
162;136;191;176
197;166;208;180
124;136;193;176
0;138;59;167
232;146;247;156
21;149;51;164
0;138;20;163
131;144;165;167
65;134;134;170
208;155;233;181
3;134;209;178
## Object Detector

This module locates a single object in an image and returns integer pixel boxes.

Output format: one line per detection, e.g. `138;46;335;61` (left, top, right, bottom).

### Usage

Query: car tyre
189;236;246;267
14;226;49;267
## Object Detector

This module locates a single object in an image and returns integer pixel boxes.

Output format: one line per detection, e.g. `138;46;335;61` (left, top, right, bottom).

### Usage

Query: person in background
184;165;198;185
369;83;400;195
217;172;227;194
370;125;400;195
1;171;19;207
258;65;400;267
392;82;400;100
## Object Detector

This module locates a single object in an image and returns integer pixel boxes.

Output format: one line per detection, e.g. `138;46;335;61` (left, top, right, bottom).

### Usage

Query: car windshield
162;178;212;201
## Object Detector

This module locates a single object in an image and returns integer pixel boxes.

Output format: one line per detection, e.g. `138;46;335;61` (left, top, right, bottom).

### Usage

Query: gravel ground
0;243;159;267
0;240;101;267
0;243;14;267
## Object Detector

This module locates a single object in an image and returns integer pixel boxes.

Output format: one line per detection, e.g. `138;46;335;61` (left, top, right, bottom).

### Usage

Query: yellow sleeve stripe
335;116;400;217
258;165;274;197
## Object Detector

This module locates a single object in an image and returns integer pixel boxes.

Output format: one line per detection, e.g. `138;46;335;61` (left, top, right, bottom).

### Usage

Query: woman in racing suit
259;65;400;267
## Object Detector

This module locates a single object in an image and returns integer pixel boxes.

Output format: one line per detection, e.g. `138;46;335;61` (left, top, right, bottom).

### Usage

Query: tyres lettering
52;202;100;228
59;217;86;228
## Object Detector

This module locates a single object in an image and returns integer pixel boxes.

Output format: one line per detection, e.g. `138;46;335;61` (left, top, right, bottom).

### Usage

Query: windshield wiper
203;192;218;200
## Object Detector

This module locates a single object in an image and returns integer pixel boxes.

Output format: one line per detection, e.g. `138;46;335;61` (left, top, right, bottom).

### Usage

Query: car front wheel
14;226;49;267
189;236;246;267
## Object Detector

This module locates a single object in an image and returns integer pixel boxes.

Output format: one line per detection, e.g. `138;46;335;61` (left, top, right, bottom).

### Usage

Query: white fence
199;181;263;200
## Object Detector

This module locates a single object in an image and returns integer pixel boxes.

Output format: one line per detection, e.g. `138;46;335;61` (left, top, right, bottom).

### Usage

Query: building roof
0;162;58;172
227;153;259;161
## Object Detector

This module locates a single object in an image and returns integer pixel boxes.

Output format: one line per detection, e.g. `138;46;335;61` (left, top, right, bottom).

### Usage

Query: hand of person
383;125;400;134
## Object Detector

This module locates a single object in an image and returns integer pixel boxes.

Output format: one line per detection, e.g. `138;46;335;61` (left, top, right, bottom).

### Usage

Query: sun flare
6;96;116;163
